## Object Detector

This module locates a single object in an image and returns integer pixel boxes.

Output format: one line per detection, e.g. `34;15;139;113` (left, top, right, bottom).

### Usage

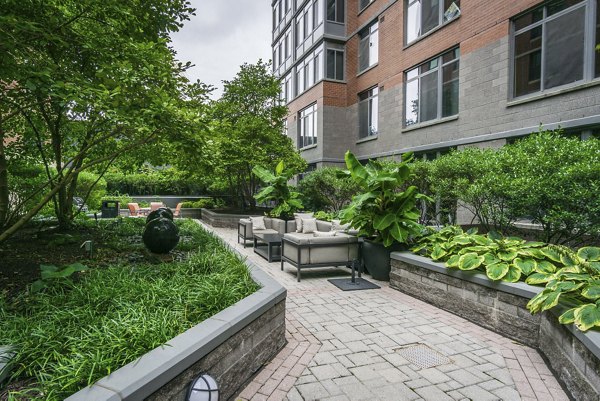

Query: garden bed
0;219;285;401
390;252;600;401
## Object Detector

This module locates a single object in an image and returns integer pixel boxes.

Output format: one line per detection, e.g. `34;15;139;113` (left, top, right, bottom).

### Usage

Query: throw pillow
302;218;318;234
250;216;266;230
313;230;337;237
294;212;314;232
331;219;350;232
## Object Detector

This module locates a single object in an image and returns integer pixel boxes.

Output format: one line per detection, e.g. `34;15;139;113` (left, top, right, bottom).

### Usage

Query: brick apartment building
271;0;600;168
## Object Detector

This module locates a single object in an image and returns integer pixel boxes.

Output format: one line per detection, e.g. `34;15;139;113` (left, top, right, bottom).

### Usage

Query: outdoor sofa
238;216;286;247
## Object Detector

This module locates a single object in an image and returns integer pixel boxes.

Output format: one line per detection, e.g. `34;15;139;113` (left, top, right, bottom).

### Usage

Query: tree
0;0;208;242
207;60;305;208
297;167;360;212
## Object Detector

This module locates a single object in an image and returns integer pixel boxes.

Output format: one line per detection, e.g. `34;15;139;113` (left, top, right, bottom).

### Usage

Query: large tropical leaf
374;213;397;231
486;262;509;281
275;160;284;175
252;165;275;183
345;151;368;185
574;304;600;331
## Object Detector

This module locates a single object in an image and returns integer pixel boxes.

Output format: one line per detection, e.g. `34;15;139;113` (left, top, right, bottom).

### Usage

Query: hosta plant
413;226;557;283
527;245;600;332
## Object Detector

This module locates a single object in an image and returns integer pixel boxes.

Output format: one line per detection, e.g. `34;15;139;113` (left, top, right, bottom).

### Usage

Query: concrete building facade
271;0;600;167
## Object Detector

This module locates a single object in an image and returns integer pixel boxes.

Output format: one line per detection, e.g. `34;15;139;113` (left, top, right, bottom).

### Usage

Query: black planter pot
362;239;404;281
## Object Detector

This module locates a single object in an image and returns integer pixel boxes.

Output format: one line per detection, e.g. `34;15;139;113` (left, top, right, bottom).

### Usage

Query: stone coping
390;251;600;361
65;258;286;401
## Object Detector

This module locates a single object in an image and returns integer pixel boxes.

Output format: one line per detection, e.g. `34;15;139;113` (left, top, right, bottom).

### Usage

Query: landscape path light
186;373;219;401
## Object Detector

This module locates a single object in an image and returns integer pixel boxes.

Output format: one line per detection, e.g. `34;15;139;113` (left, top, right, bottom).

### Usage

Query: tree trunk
0;121;9;228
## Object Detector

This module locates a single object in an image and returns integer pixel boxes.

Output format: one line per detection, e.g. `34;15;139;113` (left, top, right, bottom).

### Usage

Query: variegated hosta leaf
556;266;583;275
513;258;537;276
526;273;554;285
446;254;460;268
553;281;584;293
453;236;473;245
577;247;600;262
527;290;550;313
483;252;500;266
522;248;546;259
574;304;600;332
497;249;518;262
486;263;509;281
540;248;562;263
430;245;447;261
560;253;576;267
458;253;485;271
536;260;557;274
524;241;546;248
558;308;577;325
581;284;600;300
541;291;561;311
503;265;522;283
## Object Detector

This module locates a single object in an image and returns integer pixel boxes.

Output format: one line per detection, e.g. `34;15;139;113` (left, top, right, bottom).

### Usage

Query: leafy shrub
100;193;133;210
104;167;205;195
180;198;220;209
297;167;361;212
0;220;258;400
314;210;336;221
74;171;107;210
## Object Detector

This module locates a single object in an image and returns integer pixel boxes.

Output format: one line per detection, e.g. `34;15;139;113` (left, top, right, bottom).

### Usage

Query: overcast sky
170;0;272;99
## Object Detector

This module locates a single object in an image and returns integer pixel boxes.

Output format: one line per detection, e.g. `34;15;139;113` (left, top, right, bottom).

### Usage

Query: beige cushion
302;218;318;233
250;216;266;230
331;219;350;232
294;212;314;232
313;230;336;237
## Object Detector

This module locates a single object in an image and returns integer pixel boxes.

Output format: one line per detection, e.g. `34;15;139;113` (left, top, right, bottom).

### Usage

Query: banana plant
338;151;432;247
252;160;303;219
527;245;600;332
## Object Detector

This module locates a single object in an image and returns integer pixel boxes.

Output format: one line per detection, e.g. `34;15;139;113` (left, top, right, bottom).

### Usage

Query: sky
170;0;273;99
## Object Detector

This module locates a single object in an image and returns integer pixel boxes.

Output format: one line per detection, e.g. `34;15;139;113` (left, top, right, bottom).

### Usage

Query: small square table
253;232;283;262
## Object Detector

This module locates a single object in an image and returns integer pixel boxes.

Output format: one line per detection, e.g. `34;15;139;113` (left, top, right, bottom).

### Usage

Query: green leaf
581;285;600;300
497;249;518;262
526;273;553;285
488;231;502;241
540;291;561;311
503;265;522;283
558;308;577;325
536;260;556;274
458;253;484;271
431;245;447;261
275;160;284;175
486;263;510;281
540;248;561;263
513;258;537;276
527;291;549;312
446;254;460;268
345;151;368;184
574;304;600;331
578;247;600;262
374;213;397;231
482;252;500;266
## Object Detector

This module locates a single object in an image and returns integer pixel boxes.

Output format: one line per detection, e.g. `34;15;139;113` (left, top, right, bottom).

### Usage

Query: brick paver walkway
199;222;569;401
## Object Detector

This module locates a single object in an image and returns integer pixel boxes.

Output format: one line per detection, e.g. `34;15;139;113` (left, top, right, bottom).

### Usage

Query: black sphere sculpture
143;217;180;254
146;207;173;224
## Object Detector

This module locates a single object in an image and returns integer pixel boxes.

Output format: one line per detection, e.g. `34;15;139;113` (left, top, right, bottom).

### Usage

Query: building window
327;0;345;23
406;0;460;44
326;49;344;80
358;87;379;138
405;48;459;126
299;104;318;148
296;44;324;96
296;0;324;48
280;73;292;103
512;0;599;98
359;21;378;72
359;0;374;11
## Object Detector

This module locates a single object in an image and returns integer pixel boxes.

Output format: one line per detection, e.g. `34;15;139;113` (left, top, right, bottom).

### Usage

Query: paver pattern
200;223;569;401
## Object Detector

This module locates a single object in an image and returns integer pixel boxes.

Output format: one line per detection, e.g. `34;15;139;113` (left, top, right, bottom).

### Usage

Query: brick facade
274;0;600;166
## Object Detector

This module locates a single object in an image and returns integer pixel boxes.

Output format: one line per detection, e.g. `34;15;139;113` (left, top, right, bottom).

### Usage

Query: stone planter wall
200;208;262;229
65;261;286;401
390;252;600;401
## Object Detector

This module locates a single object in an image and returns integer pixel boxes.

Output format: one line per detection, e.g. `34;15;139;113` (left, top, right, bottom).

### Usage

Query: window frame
404;47;460;127
359;0;375;12
358;86;379;139
510;0;599;99
298;103;318;148
326;48;345;81
405;0;461;45
326;0;345;23
358;21;379;73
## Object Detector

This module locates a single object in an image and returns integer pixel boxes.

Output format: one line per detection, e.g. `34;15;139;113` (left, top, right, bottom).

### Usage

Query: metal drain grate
394;343;452;369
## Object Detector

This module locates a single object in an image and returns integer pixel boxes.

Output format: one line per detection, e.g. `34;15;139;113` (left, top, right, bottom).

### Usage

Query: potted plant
339;151;431;280
252;160;303;221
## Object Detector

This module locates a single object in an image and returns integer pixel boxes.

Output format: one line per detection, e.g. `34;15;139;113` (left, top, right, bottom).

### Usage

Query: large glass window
358;87;379;138
360;0;374;11
326;49;344;80
296;44;324;96
299;104;318;147
405;48;459;126
327;0;345;23
359;21;378;72
406;0;460;44
296;0;324;47
513;0;599;98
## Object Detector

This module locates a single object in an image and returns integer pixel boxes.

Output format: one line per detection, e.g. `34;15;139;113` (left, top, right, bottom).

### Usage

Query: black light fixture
186;373;219;401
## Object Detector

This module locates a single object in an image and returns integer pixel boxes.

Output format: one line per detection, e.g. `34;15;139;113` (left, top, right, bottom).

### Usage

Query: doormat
328;277;380;291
